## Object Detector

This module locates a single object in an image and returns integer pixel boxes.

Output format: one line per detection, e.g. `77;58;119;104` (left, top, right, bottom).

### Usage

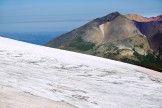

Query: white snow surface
0;36;162;108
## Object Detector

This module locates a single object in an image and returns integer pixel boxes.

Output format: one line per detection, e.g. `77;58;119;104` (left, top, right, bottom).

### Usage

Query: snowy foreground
0;37;162;108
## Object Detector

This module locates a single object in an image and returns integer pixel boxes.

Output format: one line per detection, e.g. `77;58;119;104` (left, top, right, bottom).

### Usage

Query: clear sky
0;0;162;32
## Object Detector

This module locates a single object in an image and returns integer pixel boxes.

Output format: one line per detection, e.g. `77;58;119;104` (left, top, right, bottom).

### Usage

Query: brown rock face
100;15;142;44
125;14;150;22
125;14;162;22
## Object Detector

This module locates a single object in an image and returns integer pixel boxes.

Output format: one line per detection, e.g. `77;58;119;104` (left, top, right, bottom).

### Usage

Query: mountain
0;37;162;108
125;14;162;22
46;12;162;71
125;14;150;22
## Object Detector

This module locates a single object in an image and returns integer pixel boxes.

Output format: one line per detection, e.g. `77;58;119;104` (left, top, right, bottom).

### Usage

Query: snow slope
0;36;162;108
0;86;75;108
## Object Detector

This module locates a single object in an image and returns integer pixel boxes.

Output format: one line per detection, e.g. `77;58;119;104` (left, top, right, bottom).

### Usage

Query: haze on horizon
0;0;162;32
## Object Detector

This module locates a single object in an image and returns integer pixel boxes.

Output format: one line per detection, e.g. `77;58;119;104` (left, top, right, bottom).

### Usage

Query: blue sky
0;0;162;32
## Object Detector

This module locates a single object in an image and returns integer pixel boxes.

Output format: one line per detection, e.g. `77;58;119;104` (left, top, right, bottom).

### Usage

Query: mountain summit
100;12;121;22
46;12;162;71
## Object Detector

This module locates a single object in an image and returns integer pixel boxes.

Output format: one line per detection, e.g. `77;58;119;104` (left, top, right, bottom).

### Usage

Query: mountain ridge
125;14;162;22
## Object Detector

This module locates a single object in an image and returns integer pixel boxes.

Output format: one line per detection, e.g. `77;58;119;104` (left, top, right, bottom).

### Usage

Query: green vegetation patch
68;36;95;51
122;51;162;72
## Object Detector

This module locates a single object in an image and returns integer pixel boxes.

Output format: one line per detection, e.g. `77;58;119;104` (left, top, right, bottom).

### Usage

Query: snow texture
0;86;75;108
0;37;162;108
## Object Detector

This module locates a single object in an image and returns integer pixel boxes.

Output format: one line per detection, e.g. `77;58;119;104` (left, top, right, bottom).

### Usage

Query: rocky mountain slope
125;14;162;22
0;37;162;108
46;12;162;71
